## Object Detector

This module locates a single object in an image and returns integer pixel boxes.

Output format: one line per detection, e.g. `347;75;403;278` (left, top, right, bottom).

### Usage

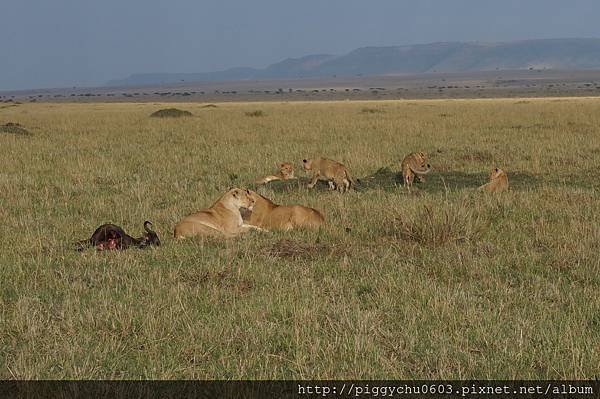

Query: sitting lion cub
243;190;324;230
255;162;295;185
302;158;354;192
401;151;431;192
174;188;265;239
478;167;509;193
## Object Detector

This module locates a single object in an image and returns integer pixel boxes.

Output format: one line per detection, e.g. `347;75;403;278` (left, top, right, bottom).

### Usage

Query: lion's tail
255;175;279;185
409;163;432;175
344;170;360;191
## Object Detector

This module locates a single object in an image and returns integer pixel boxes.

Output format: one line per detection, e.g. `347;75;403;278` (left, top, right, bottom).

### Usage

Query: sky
2;0;600;91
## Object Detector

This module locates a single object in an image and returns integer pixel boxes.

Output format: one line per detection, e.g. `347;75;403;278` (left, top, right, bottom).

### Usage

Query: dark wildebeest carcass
76;221;160;251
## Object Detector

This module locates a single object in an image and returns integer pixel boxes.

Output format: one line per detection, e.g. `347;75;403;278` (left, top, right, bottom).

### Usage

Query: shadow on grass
556;171;600;190
252;177;332;193
355;167;402;192
254;167;543;193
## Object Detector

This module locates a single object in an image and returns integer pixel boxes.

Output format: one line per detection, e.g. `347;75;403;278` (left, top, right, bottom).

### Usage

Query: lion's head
489;167;505;181
302;159;313;171
226;188;255;211
278;162;295;178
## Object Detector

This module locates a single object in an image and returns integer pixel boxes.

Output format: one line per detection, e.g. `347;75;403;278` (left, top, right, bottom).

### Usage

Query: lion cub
255;162;295;185
302;158;354;192
479;167;509;193
401;151;431;192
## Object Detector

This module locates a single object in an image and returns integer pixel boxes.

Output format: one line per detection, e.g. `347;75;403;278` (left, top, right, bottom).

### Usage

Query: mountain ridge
107;38;600;87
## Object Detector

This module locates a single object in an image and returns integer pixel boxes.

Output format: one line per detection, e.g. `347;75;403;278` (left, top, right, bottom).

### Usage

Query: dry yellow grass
0;98;599;378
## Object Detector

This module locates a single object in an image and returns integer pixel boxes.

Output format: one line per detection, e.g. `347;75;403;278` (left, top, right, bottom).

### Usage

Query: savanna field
1;98;599;379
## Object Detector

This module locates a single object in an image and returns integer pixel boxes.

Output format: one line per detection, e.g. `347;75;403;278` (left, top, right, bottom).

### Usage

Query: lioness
174;188;265;239
302;158;354;192
401;152;431;192
255;162;295;185
478;167;509;193
244;190;324;230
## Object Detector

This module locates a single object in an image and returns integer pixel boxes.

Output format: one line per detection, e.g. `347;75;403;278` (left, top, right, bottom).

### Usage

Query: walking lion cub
401;151;431;192
302;158;354;192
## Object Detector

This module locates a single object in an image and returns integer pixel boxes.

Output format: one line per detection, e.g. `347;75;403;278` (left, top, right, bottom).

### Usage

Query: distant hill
107;38;600;86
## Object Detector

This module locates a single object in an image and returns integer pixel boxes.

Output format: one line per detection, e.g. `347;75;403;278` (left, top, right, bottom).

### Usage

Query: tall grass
0;98;599;378
385;199;488;246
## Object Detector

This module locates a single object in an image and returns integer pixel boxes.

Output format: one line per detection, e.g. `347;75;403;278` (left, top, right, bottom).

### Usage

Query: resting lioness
255;162;295;185
401;151;431;192
479;167;509;193
302;158;354;192
174;188;265;239
243;190;324;230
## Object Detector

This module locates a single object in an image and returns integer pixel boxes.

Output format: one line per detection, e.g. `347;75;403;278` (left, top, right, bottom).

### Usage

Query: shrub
385;202;488;247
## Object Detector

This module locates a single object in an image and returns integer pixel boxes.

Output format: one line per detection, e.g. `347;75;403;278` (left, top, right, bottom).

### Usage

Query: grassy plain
0;98;599;379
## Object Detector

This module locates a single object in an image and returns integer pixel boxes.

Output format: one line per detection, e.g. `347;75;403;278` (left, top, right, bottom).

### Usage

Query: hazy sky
2;0;600;90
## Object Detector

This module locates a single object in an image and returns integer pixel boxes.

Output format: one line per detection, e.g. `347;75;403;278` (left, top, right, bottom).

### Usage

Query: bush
385;202;488;246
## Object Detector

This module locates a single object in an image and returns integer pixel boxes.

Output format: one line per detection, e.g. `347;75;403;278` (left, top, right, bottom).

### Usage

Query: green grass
0;98;599;378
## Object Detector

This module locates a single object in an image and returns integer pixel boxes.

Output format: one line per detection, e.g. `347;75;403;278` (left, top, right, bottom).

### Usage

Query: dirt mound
201;104;217;108
0;122;31;136
360;107;384;114
150;108;192;118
